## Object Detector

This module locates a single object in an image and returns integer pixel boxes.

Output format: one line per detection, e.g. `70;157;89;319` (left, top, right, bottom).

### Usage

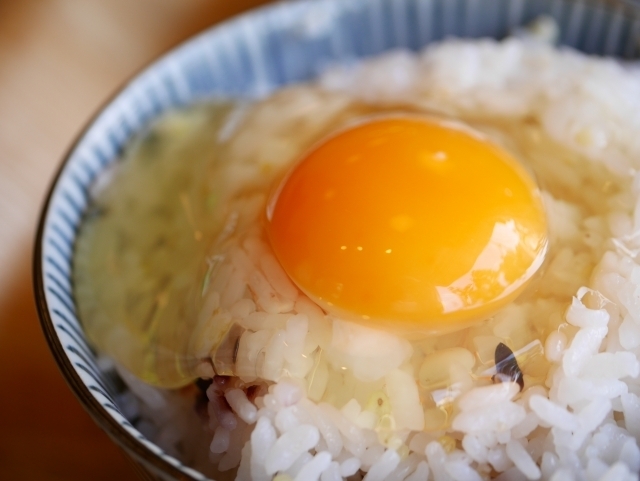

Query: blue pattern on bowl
34;0;640;479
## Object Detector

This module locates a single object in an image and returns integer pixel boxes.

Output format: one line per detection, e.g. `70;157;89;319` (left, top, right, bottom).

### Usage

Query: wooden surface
0;1;270;479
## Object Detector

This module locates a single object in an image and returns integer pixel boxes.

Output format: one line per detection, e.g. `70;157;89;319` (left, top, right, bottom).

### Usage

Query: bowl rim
32;0;640;479
33;124;197;480
31;1;298;478
31;49;202;481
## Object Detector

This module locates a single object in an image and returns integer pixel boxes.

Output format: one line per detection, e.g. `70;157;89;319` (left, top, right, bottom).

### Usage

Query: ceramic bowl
34;0;640;479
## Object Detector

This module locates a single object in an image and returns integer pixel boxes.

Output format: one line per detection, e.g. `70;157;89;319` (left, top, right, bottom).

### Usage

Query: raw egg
266;116;547;331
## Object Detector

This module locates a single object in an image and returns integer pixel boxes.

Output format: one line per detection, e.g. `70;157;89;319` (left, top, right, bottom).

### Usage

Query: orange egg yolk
266;116;547;332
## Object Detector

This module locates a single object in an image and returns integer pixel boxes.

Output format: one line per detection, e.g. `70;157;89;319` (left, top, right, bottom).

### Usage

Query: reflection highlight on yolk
266;116;547;332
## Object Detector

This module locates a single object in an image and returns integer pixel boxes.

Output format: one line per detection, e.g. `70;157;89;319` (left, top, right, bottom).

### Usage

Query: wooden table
0;1;270;479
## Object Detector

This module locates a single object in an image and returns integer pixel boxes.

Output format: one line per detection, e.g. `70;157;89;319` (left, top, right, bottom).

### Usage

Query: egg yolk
266;116;547;332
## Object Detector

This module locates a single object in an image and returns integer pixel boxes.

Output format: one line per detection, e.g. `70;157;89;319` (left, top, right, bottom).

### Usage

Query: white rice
121;33;640;481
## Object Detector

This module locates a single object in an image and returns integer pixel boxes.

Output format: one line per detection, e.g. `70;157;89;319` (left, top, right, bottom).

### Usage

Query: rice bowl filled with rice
72;24;640;481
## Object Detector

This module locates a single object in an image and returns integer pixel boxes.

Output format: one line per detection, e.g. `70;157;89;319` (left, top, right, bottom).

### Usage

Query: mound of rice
116;35;640;481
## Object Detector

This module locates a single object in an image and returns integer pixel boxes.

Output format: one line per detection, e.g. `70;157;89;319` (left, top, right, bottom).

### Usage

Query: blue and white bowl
34;0;640;479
